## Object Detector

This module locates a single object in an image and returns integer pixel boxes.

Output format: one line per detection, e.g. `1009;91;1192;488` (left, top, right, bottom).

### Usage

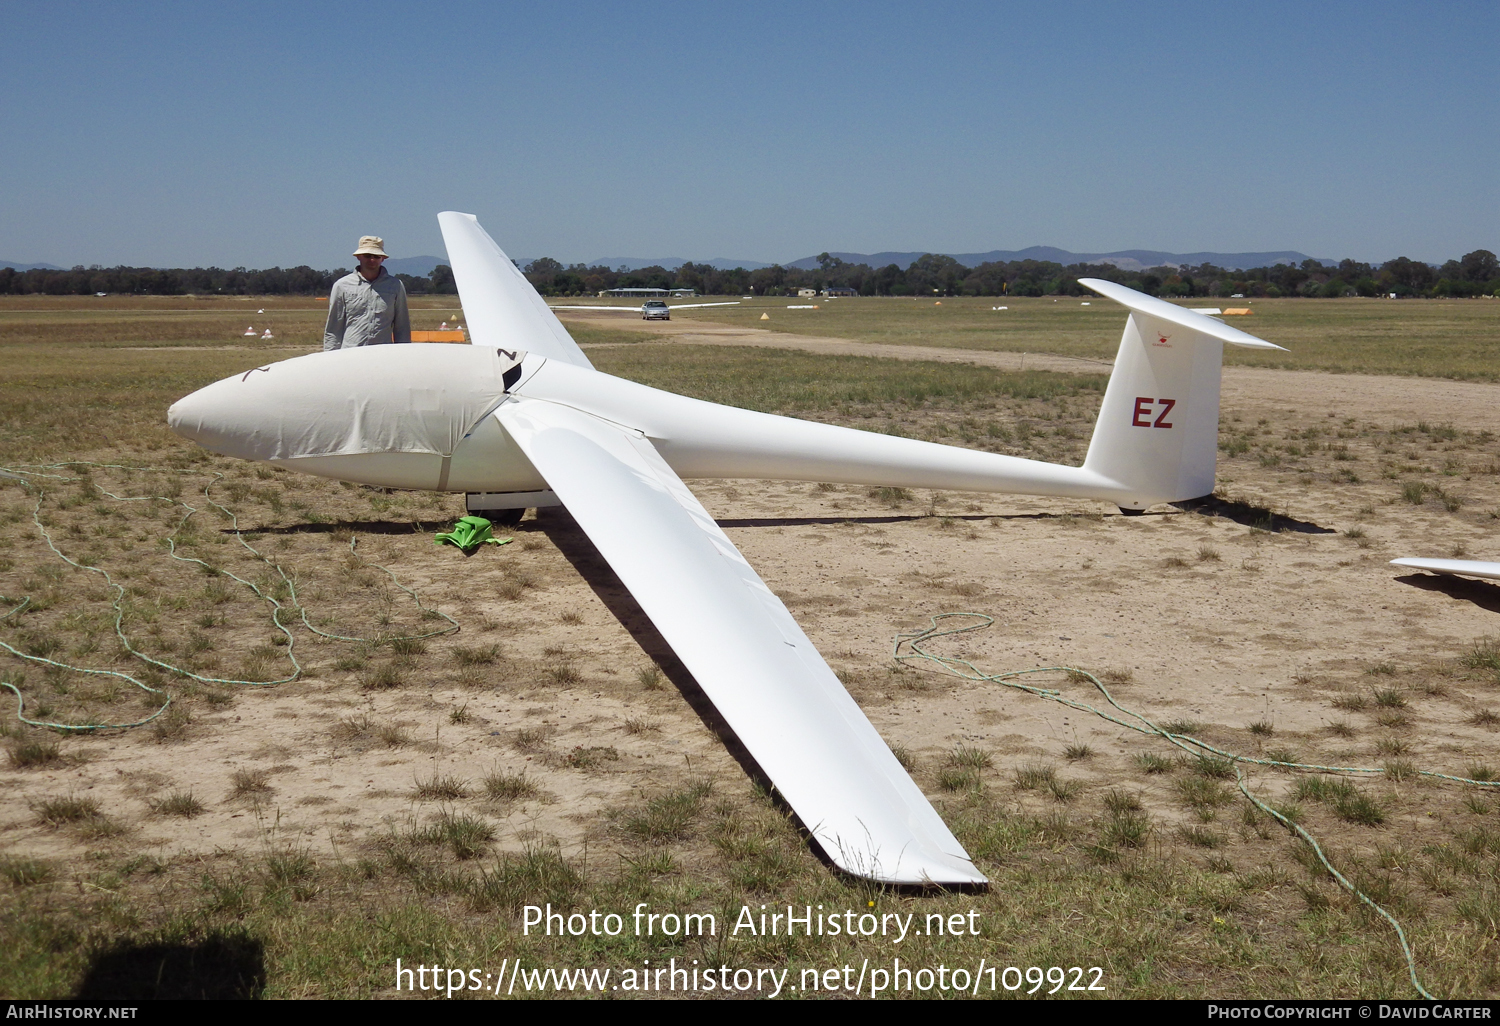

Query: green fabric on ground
435;515;512;554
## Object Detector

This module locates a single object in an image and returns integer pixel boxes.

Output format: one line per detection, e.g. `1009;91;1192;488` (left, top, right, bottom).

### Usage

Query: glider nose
166;347;523;464
166;382;224;449
166;369;271;459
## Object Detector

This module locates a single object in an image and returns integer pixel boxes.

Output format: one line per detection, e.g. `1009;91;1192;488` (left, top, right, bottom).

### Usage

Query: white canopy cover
167;345;524;463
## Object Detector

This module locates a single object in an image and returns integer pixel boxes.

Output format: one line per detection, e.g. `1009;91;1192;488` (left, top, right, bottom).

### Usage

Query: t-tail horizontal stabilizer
1078;278;1286;511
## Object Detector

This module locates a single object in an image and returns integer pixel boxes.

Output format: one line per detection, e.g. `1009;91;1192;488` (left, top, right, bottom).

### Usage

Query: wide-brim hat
353;236;388;257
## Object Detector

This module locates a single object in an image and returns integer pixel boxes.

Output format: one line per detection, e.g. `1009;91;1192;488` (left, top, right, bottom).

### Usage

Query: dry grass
6;738;60;769
482;770;539;802
149;791;206;818
413;773;471;801
228;769;272;801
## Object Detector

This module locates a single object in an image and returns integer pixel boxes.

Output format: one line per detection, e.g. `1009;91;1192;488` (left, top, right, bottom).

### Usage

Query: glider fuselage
170;348;1133;505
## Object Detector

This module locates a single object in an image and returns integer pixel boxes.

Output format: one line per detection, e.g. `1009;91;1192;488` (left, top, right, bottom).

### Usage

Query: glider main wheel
476;508;526;526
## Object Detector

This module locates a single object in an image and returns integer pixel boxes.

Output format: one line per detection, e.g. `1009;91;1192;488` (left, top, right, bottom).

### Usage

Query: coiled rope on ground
0;461;459;733
893;611;1496;1001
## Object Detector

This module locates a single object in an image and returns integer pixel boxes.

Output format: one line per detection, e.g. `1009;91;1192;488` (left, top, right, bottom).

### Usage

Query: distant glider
168;212;1285;885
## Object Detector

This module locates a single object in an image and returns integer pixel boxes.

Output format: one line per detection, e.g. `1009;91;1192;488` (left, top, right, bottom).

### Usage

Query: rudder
1078;279;1285;511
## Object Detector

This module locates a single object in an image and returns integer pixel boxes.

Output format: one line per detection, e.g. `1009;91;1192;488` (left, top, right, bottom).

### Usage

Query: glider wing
437;211;594;369
495;398;986;885
1390;557;1500;582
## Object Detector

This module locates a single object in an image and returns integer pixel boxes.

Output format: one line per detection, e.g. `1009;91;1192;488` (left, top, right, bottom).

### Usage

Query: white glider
167;211;1285;885
1390;558;1500;583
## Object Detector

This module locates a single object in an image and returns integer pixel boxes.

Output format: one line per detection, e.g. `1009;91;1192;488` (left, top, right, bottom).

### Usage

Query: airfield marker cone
243;326;257;336
261;329;274;339
760;312;770;320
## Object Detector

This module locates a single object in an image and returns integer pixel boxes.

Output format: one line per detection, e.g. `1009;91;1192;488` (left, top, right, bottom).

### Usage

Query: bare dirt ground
3;325;1498;902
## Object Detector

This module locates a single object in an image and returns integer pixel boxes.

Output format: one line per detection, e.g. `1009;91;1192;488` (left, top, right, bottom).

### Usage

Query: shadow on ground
1395;572;1500;614
74;931;265;999
1173;494;1334;534
245;518;450;536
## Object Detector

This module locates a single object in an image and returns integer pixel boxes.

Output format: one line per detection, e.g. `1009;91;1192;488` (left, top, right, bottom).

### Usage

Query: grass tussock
6;738;61;769
624;781;712;843
413;773;470;801
150;791;206;817
0;855;52;887
563;745;619;770
413;811;495;860
228;769;272;801
33;794;102;826
483;770;538;803
1292;777;1387;826
452;644;500;666
1136;752;1175;775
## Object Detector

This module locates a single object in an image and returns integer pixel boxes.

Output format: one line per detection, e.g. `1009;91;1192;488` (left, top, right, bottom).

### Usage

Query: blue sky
2;1;1494;268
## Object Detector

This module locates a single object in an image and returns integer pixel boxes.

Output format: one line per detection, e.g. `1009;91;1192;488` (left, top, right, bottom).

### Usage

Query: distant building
823;287;857;297
797;287;818;298
605;287;671;297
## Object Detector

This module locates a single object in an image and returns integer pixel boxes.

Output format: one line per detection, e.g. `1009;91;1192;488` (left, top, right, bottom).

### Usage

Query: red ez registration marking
1132;397;1176;428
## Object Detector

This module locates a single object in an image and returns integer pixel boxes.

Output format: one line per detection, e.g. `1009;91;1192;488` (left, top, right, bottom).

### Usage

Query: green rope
27;486;303;688
0;597;172;732
895;612;1458;1001
179;474;459;644
0;462;460;733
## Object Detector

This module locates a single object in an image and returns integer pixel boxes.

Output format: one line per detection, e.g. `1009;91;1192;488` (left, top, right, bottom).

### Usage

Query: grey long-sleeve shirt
322;267;411;350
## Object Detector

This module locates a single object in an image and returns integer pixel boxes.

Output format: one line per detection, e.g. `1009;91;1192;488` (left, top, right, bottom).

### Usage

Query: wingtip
823;837;989;886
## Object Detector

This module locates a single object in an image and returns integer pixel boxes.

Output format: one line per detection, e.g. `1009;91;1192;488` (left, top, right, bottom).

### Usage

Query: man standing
322;236;412;351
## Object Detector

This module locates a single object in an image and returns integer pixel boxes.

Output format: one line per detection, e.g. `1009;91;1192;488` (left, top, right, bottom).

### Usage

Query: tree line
3;249;1496;300
517;249;1500;300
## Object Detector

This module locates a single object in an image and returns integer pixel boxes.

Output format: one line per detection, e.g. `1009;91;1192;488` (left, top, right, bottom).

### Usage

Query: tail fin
1079;279;1285;511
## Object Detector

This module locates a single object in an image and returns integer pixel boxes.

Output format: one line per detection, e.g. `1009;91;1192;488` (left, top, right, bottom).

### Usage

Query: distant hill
0;260;64;272
383;255;449;277
783;248;1323;272
589;256;774;272
576;248;1321;273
